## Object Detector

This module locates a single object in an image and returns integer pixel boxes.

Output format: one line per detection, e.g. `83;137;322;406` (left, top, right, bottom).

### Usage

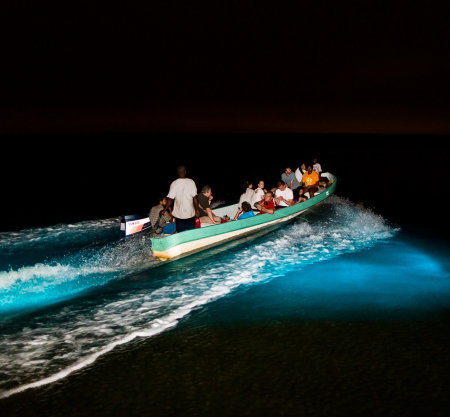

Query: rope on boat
298;217;311;223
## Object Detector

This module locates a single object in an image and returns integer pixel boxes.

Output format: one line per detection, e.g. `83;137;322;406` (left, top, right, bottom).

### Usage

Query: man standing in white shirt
274;181;294;207
160;166;199;233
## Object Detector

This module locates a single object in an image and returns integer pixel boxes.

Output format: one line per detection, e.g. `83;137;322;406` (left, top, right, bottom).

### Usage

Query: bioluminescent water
0;196;449;399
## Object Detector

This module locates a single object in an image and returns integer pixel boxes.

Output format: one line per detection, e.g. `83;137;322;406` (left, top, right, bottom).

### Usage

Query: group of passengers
149;160;332;234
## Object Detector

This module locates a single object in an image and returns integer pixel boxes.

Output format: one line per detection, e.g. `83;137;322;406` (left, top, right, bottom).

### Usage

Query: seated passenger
312;157;330;187
281;167;301;194
235;201;256;220
240;181;254;204
274;181;294;207
312;157;322;176
197;185;222;225
300;164;320;199
295;163;307;183
255;191;275;214
294;163;307;201
149;197;175;234
234;181;254;219
251;180;266;209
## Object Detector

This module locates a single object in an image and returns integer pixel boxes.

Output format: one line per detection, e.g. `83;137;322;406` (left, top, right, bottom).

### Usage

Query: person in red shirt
255;191;275;214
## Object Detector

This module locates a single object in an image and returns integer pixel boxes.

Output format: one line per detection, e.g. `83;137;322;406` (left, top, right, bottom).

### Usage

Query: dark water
1;194;449;416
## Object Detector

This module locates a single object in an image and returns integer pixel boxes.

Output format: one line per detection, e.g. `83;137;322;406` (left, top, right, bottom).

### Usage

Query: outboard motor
120;214;151;236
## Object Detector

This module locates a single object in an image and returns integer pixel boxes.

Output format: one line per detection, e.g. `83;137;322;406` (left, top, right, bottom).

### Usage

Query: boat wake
0;225;160;316
0;196;397;398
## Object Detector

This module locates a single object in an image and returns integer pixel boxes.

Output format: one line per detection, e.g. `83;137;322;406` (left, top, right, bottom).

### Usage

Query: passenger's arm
283;197;295;206
259;205;274;214
193;195;200;218
261;207;274;214
166;207;173;222
160;198;173;216
206;208;220;224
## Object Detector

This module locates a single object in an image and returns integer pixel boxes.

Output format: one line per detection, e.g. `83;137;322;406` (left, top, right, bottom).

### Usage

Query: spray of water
0;197;397;398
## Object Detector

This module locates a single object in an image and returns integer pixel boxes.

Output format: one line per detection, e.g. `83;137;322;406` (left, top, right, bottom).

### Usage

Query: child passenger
234;201;256;220
251;180;266;209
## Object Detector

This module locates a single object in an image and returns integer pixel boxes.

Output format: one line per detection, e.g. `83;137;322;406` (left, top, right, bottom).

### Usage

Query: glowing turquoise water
197;237;450;325
0;196;449;398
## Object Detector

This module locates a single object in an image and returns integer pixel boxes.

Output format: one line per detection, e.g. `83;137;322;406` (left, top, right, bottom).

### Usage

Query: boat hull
151;174;336;260
152;209;307;259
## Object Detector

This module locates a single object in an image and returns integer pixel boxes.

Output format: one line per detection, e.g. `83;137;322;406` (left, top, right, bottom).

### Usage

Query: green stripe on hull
151;175;336;254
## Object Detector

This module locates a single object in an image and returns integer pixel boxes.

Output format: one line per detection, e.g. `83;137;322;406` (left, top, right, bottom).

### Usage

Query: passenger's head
242;201;252;212
265;191;274;201
177;165;187;178
201;185;212;197
277;180;287;190
300;163;306;170
242;181;253;193
312;158;317;164
159;196;168;206
257;180;264;189
284;168;292;175
307;164;313;174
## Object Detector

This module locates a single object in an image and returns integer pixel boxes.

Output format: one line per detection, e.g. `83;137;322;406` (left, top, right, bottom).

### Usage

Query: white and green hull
151;173;336;260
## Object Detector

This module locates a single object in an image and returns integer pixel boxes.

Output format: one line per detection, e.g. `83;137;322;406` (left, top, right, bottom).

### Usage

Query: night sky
1;2;449;232
1;1;449;133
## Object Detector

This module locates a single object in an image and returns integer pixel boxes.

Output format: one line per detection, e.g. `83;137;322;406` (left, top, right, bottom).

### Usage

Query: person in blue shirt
235;201;256;220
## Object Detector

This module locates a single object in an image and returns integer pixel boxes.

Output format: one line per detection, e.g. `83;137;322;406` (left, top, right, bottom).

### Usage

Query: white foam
0;289;230;399
0;230;160;311
0;218;119;250
0;196;397;399
0;263;114;291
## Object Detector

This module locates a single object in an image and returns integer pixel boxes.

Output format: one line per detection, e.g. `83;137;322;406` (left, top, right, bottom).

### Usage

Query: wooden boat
151;173;336;260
